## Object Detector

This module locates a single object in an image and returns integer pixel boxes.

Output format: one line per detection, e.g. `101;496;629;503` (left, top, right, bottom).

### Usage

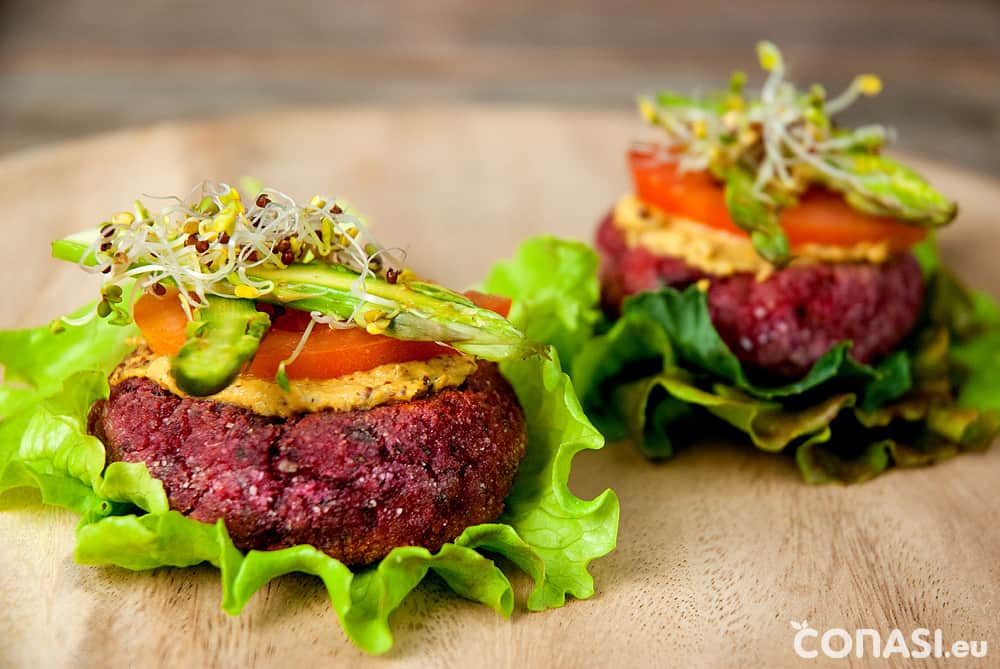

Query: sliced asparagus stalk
170;296;271;396
52;232;540;362
242;264;538;360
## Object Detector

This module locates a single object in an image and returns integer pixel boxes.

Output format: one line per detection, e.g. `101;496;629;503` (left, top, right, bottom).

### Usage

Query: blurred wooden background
1;0;998;174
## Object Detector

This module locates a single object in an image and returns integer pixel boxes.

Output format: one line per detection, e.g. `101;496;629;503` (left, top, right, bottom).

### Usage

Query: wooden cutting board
1;108;997;669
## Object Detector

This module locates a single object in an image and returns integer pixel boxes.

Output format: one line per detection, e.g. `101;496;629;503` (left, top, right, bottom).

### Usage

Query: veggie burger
0;183;618;653
79;186;530;565
571;43;1000;482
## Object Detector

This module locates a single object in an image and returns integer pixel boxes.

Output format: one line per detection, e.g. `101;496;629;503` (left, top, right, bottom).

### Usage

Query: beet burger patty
597;213;925;378
91;359;525;566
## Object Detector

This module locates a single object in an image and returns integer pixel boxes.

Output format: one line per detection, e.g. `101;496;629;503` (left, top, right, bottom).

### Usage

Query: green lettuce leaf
482;236;603;370
952;330;1000;412
568;307;676;441
910;232;940;276
617;369;852;459
1;294;618;654
0;304;139;512
593;287;911;406
0;301;137;411
74;511;518;654
925;265;1000;412
497;351;619;609
606;319;996;484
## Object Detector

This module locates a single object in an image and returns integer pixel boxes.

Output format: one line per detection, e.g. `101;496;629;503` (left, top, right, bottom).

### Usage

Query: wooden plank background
1;0;998;174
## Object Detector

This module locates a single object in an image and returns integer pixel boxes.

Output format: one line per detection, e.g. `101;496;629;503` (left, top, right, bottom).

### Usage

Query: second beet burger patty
597;213;925;378
89;360;526;566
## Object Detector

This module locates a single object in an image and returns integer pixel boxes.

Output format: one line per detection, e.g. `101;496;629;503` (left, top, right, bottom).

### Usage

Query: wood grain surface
2;0;999;176
0;108;997;669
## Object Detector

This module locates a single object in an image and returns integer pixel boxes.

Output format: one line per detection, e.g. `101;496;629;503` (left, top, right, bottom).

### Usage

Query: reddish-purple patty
89;361;526;566
596;213;925;378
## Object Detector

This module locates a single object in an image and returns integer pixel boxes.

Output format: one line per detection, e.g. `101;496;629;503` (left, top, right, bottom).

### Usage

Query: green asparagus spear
723;167;791;265
822;153;957;227
51;234;540;362
170;295;271;396
244;263;538;360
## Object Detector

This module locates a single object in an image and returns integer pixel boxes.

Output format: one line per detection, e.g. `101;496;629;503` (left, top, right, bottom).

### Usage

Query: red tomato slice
133;289;513;381
243;321;455;380
628;147;927;252
132;291;188;356
462;290;512;319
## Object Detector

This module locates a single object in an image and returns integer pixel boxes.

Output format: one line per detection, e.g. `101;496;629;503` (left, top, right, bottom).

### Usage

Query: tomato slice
133;289;513;381
462;290;512;319
628;148;927;252
243;320;455;380
132;291;189;356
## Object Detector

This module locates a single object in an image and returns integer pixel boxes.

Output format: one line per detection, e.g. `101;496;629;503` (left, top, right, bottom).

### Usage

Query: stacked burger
0;182;619;654
575;43;1000;482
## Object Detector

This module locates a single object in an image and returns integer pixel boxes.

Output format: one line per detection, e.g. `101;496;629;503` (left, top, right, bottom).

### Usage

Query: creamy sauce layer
613;194;894;279
111;345;478;417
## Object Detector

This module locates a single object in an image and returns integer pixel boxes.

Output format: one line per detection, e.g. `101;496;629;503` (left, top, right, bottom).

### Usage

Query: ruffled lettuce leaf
0;307;136;394
0;303;140;514
572;310;676;440
925;267;1000;413
498;350;619;609
616;369;852;460
0;296;618;654
570;285;912;451
482;236;603;370
610;326;997;484
952;330;1000;412
73;508;519;654
615;287;912;407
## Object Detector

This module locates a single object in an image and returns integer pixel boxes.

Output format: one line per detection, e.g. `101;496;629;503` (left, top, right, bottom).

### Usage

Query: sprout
75;181;405;328
635;41;957;256
756;41;783;72
857;74;883;96
637;41;893;207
